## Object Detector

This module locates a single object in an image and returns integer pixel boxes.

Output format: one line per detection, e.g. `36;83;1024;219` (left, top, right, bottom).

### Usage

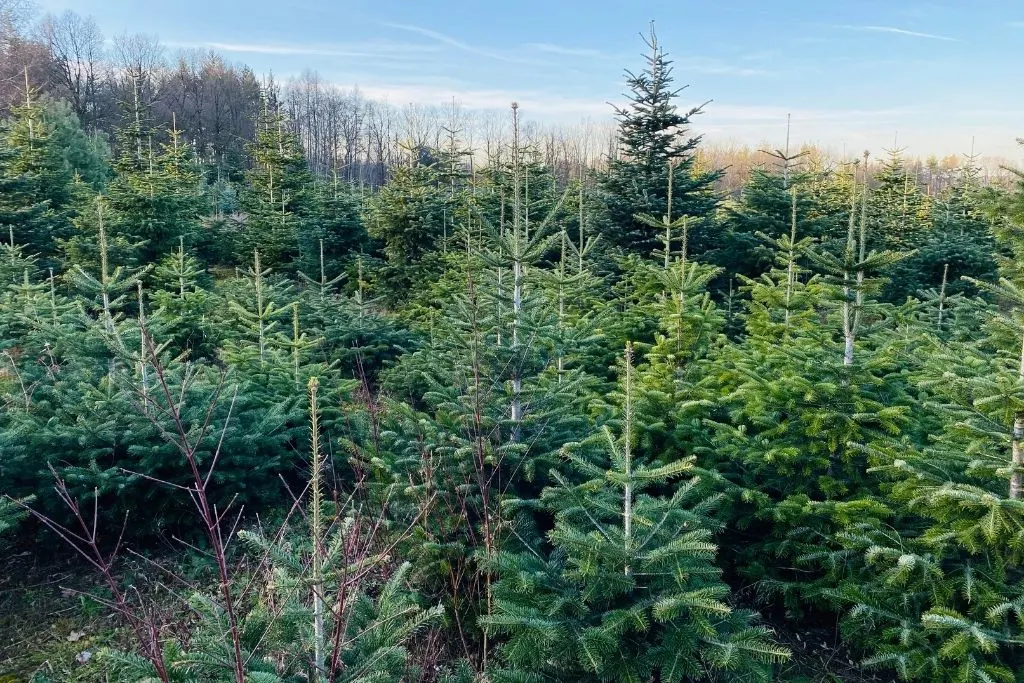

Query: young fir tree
237;101;316;269
788;195;1024;679
301;251;419;385
375;107;597;670
148;238;219;359
101;118;206;264
40;98;110;188
884;156;997;302
802;303;1024;681
298;173;366;278
483;344;789;682
366;141;472;309
222;249;297;376
715;167;849;285
0;243;82;510
707;164;915;612
1;198;152;523
869;147;930;253
628;258;729;471
0;77;81;265
220;377;443;683
598;26;719;257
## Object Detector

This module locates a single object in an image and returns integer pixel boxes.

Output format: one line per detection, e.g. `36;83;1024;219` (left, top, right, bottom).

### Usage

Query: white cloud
834;24;961;41
522;43;610;59
674;57;774;77
382;22;546;65
164;39;440;60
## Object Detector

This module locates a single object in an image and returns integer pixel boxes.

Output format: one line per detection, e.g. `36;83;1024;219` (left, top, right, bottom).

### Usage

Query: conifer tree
483;345;788;682
715;166;848;285
0;76;81;264
885;156;997;302
790;256;1024;680
299;174;366;278
367;141;472;307
706;169;915;612
376;111;596;668
301;252;418;384
100;118;205;264
870;148;930;252
598;26;719;256
148;238;218;358
223;249;293;371
238;101;316;268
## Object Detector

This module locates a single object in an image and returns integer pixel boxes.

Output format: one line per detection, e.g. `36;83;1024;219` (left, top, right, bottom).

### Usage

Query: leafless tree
40;10;105;130
111;31;165;140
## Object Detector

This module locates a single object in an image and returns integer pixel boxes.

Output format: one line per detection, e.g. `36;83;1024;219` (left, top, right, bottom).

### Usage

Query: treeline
0;4;611;188
3;15;1024;683
1;3;1011;196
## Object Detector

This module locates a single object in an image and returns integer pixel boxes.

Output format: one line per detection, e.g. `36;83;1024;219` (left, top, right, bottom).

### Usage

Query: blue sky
36;0;1024;159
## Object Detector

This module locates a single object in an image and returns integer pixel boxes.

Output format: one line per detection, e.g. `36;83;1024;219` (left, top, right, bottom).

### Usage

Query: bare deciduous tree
40;10;105;129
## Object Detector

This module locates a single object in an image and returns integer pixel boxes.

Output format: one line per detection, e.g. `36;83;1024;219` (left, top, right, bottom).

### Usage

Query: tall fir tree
598;26;720;257
97;119;205;264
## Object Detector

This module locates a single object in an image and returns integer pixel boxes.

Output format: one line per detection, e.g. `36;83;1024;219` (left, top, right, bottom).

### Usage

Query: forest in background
4;2;1024;682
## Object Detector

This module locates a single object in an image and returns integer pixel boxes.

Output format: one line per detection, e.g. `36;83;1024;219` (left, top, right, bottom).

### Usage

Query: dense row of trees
3;9;1024;683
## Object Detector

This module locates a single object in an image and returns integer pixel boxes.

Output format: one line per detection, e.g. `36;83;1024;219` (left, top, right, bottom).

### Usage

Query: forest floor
0;549;120;681
767;617;885;683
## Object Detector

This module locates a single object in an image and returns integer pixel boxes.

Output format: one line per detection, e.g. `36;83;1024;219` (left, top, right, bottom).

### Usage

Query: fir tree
0;76;81;265
299;174;366;278
483;345;788;682
870;148;930;253
885;156;997;302
366;148;469;307
598;26;720;256
101;118;206;264
715;166;848;286
237;101;316;268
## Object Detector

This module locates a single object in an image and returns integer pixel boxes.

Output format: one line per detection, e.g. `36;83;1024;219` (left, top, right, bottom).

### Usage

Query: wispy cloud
835;24;961;41
522;43;608;59
164;39;441;62
382;22;543;65
189;42;372;57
